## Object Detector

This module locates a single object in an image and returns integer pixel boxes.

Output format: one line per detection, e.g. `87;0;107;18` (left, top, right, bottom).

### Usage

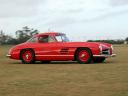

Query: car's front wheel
76;48;92;64
20;49;35;64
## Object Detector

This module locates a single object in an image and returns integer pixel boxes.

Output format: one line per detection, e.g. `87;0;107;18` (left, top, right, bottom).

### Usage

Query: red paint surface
7;32;114;61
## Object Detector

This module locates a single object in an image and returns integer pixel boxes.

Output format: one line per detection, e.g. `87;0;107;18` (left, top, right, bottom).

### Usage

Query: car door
35;35;64;60
46;42;73;60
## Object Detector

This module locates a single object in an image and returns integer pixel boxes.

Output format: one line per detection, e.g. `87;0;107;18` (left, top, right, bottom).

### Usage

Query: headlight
99;44;103;54
99;44;109;54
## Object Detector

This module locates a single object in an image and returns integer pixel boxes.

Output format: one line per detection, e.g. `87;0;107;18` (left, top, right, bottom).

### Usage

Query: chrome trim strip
93;54;116;57
36;50;75;53
35;55;74;57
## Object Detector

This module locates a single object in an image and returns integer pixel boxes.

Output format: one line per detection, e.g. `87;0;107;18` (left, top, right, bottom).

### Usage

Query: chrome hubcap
81;54;85;57
26;54;29;60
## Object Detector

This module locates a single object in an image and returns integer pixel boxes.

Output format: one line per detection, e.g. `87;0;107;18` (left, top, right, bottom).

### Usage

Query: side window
39;35;49;43
49;36;56;42
56;36;62;42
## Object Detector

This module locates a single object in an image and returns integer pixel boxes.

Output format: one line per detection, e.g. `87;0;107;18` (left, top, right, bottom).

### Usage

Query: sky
0;0;128;41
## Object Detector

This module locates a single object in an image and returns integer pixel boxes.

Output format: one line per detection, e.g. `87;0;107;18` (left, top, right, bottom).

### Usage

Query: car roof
34;32;64;37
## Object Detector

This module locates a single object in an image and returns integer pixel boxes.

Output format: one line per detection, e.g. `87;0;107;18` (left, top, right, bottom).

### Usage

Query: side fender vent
60;48;69;54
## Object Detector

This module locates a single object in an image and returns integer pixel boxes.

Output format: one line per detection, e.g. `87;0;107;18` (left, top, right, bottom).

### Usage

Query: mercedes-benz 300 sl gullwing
7;32;116;64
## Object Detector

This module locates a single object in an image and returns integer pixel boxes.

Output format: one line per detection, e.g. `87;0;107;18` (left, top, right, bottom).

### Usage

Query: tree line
0;26;128;45
0;26;39;45
87;39;125;44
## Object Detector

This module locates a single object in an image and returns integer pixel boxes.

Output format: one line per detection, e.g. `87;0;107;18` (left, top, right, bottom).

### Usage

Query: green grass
0;45;128;96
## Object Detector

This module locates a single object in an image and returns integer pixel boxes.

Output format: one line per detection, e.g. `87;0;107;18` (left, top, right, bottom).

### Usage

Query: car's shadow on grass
12;61;78;65
11;60;116;65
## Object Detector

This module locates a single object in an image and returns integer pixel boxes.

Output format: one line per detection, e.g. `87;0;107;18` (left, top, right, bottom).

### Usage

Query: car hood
87;42;111;47
63;41;111;48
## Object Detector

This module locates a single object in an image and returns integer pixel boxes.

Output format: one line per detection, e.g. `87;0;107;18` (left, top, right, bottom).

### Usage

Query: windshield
27;37;38;43
55;34;69;42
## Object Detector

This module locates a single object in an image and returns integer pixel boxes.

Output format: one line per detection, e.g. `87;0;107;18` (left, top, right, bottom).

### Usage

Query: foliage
0;27;127;45
16;26;39;43
125;37;128;41
0;26;39;45
88;39;124;44
0;30;9;45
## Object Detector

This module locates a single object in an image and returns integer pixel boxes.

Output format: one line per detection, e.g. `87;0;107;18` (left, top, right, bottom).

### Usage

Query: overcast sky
0;0;128;41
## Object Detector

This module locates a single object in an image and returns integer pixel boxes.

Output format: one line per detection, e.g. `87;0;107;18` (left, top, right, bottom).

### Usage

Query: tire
76;48;92;64
20;49;35;64
93;57;105;63
41;61;51;64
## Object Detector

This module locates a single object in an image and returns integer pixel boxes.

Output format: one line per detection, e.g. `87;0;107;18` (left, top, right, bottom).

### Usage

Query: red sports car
7;32;116;64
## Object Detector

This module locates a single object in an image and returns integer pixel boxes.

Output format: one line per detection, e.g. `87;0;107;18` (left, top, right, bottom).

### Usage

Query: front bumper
6;54;11;57
93;54;116;58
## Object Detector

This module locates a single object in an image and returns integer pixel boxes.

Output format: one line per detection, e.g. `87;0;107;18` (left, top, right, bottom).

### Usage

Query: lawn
0;45;128;96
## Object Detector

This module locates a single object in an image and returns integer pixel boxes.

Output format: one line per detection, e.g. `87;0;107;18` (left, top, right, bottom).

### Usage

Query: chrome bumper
93;54;116;58
6;54;11;57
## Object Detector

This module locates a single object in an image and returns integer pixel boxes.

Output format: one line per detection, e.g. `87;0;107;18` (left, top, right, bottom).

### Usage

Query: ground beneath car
0;45;128;96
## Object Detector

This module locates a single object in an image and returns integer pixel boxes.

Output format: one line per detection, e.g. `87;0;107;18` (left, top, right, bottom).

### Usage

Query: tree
125;37;128;41
16;26;39;43
87;39;124;44
5;36;18;45
0;30;7;45
0;30;16;45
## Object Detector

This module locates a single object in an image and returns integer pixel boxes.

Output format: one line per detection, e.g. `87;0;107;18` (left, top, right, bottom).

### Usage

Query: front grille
102;49;110;55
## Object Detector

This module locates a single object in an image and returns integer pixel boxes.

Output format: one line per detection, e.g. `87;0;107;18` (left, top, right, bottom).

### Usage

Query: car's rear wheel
93;57;105;63
21;49;35;64
76;48;92;64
